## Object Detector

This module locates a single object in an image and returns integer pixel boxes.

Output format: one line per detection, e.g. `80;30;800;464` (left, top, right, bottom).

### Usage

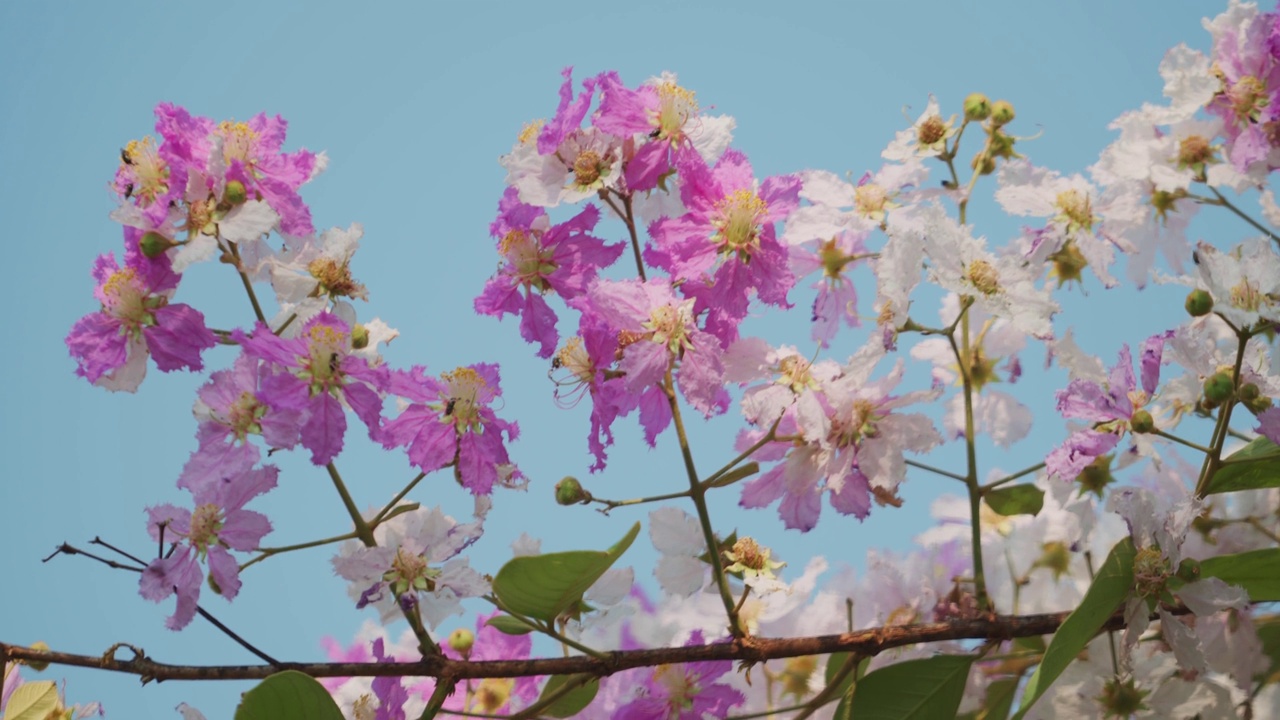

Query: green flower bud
971;151;996;176
139;231;173;259
1203;372;1235;404
447;628;475;655
1129;409;1154;434
963;93;992;121
554;476;590;505
1184;289;1213;317
224;179;248;205
1099;677;1149;717
990;100;1015;126
1176;558;1201;582
351;323;370;350
25;641;51;672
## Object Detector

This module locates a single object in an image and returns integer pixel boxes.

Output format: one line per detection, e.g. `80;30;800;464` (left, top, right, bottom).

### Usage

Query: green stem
981;462;1046;491
948;307;990;611
1195;332;1251;498
791;652;860;720
1152;428;1213;455
666;372;744;637
327;463;376;546
589;489;691;512
905;458;968;483
484;596;606;659
418;676;458;720
227;241;267;324
701;418;781;489
1205;186;1279;246
239;531;359;571
372;471;428;526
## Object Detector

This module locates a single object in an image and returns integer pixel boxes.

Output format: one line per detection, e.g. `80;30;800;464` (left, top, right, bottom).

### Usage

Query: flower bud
971;151;996;176
963;93;992;121
139;231;173;259
1129;410;1154;434
1203;372;1234;404
554;476;590;505
990;100;1015;126
1185;289;1213;317
24;641;51;672
224;180;248;206
447;628;475;655
351;323;370;350
1176;558;1201;582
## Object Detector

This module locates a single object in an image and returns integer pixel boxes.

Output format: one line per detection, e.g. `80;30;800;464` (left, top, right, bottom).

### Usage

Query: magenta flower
235;313;387;466
114;133;183;228
740;348;942;532
140;461;277;630
549;311;640;471
788;230;868;348
615;631;745;720
594;71;737;193
537;67;602;155
1046;332;1170;482
1204;4;1280;171
380;363;522;495
178;355;304;491
154;102;319;235
66;235;216;392
585;278;728;423
475;188;623;357
648;148;801;346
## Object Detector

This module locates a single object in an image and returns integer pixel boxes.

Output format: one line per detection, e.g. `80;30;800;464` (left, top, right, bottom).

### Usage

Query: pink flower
549;311;640;471
647;148;800;346
1045;332;1171;482
235;313;387;466
154;102;319;235
475;188;623;357
178;355;304;491
140;461;277;630
614;631;745;720
66;234;216;392
585;279;728;425
380;363;522;495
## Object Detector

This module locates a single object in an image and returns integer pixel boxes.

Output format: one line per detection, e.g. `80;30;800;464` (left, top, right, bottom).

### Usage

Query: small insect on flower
445;399;457;416
120;147;134;165
328;352;340;374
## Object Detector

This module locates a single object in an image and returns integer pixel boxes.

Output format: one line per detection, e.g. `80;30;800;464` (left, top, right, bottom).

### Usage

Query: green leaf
824;652;855;698
4;680;59;720
850;655;974;719
492;522;640;623
984;485;1044;516
234;670;344;720
707;461;759;488
1204;436;1280;494
1012;538;1135;720
535;674;600;717
1256;615;1280;681
485;614;535;635
979;677;1019;720
1199;548;1280;601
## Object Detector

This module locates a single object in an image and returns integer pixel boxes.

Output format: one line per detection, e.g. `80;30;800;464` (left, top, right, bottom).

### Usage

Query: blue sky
0;2;1243;717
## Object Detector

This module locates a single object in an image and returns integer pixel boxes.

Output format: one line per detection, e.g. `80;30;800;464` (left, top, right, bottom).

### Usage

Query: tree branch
0;607;1189;684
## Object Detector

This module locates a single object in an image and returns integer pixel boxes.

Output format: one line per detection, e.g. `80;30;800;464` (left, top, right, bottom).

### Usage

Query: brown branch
0;608;1162;684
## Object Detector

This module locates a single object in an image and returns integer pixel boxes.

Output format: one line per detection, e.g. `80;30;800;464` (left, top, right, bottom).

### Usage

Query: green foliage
984;485;1045;516
1199;548;1280;601
1012;538;1136;720
233;671;344;720
1204;437;1280;494
848;655;975;719
492;522;640;623
535;674;600;717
